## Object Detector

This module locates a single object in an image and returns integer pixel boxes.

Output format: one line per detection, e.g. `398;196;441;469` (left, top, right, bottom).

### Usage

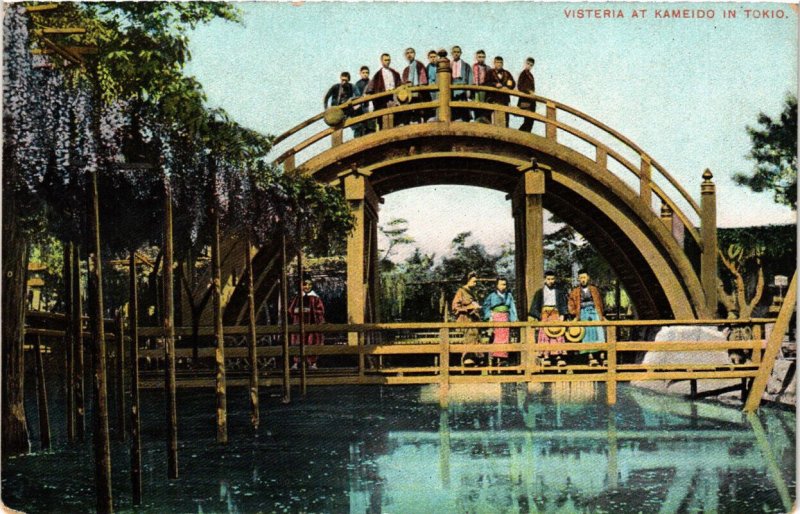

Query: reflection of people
529;270;569;365
517;57;536;132
482;277;518;364
289;279;325;370
568;269;605;366
452;271;482;366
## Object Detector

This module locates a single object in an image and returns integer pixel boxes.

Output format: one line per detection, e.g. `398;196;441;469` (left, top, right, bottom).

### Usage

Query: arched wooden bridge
211;53;720;326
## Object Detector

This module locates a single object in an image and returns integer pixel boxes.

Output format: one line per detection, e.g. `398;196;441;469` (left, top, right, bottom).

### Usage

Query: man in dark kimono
529;270;569;365
472;49;491;122
450;45;473;121
517;57;537;132
323;71;354;110
485;56;516;127
401;47;429;124
365;53;402;129
352;66;375;137
289;279;326;370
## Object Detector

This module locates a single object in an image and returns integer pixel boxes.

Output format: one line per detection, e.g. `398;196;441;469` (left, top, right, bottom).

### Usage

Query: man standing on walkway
450;45;473;121
352;66;375;137
366;53;402;129
323;71;354;110
485;56;516;127
472;49;491;123
529;270;569;366
289;279;326;370
517;57;537;132
401;47;429;124
568;269;605;366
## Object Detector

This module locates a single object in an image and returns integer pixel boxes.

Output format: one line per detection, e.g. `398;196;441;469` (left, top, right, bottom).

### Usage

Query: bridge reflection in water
346;384;793;514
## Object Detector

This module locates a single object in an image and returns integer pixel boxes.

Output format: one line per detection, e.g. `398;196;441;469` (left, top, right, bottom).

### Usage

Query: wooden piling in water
281;234;291;404
63;241;75;442
128;250;143;505
245;236;259;429
114;310;126;441
211;205;228;444
298;247;307;396
33;335;51;451
87;168;113;514
163;181;179;479
72;244;86;442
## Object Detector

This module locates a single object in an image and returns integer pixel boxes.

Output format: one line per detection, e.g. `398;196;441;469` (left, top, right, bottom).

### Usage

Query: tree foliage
733;94;797;209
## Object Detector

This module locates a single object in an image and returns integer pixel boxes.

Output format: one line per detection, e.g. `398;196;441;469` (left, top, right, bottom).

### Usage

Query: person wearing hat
452;271;483;366
485;56;516;127
568;269;606;366
482;277;518;366
401;47;430;125
517;57;537;132
529;270;569;366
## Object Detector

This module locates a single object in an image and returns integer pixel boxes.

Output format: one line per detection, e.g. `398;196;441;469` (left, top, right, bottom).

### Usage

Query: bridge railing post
545;101;557;140
640;155;652;209
700;169;718;317
436;50;452;123
606;325;617;405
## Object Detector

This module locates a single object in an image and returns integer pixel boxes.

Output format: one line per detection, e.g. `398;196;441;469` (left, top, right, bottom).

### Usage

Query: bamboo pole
64;241;75;442
87;168;113;513
128;250;142;505
72;244;85;442
163;180;179;479
281;234;291;404
743;272;796;412
114;310;126;441
298;244;307;396
245;236;259;429
33;335;51;450
211;204;228;444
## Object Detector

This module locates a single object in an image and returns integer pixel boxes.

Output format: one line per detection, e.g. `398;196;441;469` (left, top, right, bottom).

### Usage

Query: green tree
379;218;415;265
733;94;797;209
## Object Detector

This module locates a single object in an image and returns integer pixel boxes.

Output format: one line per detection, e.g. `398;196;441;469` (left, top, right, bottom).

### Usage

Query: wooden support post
331;128;344;147
113;311;125;441
752;324;762;365
545;101;557;140
298;247;307;397
439;327;450;408
700;169;718;318
163;181;179;479
284;154;295;172
210;204;227;444
513;167;545;317
639;156;652;209
34;336;50;451
596;146;608;170
64;241;75;442
492;110;507;128
72;244;85;442
358;331;365;378
244;236;259;429
87;168;113;514
606;326;617;405
744;272;796;412
524;324;538;383
436;52;452;123
660;202;673;230
281;234;291;404
128;250;143;506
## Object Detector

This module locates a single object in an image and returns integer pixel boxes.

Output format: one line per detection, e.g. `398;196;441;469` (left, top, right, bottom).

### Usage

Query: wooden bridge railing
126;317;785;407
271;78;702;248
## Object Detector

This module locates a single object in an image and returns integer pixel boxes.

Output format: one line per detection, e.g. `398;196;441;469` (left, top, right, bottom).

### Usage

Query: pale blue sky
185;2;797;259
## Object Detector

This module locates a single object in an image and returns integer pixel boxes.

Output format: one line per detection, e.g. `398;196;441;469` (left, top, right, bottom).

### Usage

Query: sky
184;1;797;260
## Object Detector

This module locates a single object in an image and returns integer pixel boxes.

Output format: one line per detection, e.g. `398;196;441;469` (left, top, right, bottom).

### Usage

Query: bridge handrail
271;82;703;235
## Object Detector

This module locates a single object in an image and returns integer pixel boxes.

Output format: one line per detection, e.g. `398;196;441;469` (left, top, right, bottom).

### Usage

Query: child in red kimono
289;279;325;370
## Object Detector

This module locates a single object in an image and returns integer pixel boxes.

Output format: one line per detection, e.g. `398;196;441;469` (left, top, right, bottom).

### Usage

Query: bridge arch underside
300;125;707;320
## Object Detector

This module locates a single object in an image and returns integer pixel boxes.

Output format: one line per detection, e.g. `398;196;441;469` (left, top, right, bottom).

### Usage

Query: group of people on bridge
452;270;606;368
323;46;538;136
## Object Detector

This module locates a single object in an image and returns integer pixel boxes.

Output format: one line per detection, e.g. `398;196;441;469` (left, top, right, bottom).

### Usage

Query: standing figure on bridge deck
289;279;326;370
485;56;516;127
529;270;569;366
365;53;402;130
449;45;473;122
482;277;518;366
353;66;375;137
452;271;483;367
472;50;491;123
426;50;438;100
401;47;430;125
568;269;605;366
517;57;537;133
324;71;354;110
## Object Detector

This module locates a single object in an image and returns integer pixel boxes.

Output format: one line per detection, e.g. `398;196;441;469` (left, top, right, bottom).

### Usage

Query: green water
2;383;795;513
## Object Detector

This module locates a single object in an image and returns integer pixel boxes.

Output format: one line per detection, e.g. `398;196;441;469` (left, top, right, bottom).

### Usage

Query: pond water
2;382;795;513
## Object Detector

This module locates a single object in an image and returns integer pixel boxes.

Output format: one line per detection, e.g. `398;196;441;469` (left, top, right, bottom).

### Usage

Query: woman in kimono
452;271;482;366
482;277;518;365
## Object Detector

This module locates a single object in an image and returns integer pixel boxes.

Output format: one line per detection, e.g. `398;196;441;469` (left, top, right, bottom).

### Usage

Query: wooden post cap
323;107;346;127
